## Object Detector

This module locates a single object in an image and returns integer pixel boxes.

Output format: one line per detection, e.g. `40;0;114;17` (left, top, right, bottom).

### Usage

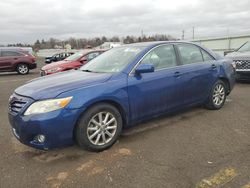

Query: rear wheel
17;64;29;75
75;103;122;151
205;80;226;110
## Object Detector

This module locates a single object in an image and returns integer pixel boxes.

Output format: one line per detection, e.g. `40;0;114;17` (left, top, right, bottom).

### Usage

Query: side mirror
135;64;154;74
80;56;88;63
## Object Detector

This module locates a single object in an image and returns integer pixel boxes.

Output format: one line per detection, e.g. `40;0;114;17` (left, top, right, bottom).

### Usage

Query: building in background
99;42;123;49
192;34;250;56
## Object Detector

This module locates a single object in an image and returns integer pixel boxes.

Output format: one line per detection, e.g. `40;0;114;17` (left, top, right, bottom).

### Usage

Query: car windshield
65;52;83;61
237;41;250;52
80;46;145;73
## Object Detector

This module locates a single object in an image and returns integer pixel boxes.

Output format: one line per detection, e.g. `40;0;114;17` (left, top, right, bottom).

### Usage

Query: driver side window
140;45;177;70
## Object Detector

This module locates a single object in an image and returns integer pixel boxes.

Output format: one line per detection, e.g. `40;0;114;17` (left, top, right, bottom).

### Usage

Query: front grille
234;60;250;71
10;101;27;113
9;94;29;114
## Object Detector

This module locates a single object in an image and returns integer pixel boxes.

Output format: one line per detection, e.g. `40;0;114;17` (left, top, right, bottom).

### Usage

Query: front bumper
29;63;37;70
40;69;63;76
236;71;250;81
8;108;80;150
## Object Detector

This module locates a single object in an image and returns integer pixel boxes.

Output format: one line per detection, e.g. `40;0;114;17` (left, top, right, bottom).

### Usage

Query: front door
127;44;183;124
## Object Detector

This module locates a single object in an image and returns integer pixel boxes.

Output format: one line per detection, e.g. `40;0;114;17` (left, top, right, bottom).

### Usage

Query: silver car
226;41;250;80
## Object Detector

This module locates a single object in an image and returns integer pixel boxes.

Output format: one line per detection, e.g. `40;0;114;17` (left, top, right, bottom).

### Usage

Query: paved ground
0;59;250;188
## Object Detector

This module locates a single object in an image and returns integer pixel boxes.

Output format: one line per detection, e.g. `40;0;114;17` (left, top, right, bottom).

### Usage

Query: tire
17;64;29;75
205;80;226;110
75;103;123;152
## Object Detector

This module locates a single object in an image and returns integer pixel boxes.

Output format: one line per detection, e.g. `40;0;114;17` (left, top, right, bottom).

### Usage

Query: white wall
192;35;250;55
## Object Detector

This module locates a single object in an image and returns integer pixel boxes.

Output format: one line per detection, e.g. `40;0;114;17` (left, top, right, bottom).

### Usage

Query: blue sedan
8;41;236;151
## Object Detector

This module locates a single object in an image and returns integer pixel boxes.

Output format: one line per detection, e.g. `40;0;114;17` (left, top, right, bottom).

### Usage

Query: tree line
6;34;176;50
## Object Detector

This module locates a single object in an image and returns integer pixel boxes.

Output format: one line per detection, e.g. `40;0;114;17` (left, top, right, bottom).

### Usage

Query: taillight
29;55;36;62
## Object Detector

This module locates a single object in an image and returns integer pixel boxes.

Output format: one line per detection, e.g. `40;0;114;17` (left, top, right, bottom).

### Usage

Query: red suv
41;49;106;76
0;49;37;75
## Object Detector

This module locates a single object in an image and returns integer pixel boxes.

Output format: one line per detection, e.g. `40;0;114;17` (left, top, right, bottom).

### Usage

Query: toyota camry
8;41;236;151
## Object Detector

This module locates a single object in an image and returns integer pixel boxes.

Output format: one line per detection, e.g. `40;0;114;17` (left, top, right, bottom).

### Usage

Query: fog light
37;135;46;143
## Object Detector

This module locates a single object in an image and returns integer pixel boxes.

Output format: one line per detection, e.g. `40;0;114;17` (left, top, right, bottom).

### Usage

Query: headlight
24;97;73;116
231;61;236;69
47;67;62;73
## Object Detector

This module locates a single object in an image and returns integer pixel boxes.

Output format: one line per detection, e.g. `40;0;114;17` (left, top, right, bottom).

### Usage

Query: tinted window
141;45;177;70
55;54;60;58
177;44;203;65
201;49;214;61
2;51;22;57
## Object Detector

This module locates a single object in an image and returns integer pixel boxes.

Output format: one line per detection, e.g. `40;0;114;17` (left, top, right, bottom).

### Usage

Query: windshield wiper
82;69;93;72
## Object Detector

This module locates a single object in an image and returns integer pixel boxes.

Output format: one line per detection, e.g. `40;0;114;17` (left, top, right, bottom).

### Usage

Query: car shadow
121;106;206;139
0;71;39;77
236;80;250;84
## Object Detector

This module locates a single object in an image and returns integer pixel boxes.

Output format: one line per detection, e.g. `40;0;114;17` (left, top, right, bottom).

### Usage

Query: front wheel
205;80;226;110
17;64;29;75
75;103;123;152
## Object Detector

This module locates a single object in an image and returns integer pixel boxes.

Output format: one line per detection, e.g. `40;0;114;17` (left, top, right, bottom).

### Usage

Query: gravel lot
0;59;250;188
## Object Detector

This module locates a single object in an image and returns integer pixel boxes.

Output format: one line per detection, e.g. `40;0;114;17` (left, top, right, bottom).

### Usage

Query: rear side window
177;44;203;65
87;52;100;61
141;45;177;70
2;51;23;57
201;49;214;61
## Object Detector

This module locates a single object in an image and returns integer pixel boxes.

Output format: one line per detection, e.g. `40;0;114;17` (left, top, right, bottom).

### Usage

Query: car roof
120;41;219;59
0;47;33;55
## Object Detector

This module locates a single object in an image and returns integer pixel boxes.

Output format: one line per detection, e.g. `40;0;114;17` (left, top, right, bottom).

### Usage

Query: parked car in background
40;49;106;76
0;48;36;75
9;41;235;151
45;52;74;64
226;41;250;80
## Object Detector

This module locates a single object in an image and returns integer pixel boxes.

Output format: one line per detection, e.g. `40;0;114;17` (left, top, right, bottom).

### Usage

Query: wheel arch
218;77;230;94
73;99;128;141
15;62;29;70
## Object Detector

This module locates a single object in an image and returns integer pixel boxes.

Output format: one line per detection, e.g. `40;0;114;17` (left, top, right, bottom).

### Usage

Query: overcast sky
0;0;250;44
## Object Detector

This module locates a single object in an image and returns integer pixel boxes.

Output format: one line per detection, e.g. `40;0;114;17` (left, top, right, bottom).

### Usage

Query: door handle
211;64;217;69
174;71;181;78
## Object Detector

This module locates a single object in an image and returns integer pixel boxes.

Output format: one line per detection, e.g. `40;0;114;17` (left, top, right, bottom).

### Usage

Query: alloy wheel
18;64;28;74
87;112;117;146
212;83;225;106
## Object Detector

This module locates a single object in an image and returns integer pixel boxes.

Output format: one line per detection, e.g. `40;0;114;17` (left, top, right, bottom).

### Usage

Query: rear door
175;43;218;104
0;50;20;71
127;44;183;123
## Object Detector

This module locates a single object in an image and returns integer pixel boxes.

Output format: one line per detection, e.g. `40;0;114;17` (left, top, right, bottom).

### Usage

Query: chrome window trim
129;43;215;76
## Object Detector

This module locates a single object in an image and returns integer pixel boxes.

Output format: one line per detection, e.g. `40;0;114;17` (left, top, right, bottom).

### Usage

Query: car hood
15;70;112;100
226;51;250;60
42;60;75;70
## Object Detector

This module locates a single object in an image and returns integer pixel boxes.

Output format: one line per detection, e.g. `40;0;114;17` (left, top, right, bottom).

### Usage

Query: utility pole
182;30;185;40
141;29;144;38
